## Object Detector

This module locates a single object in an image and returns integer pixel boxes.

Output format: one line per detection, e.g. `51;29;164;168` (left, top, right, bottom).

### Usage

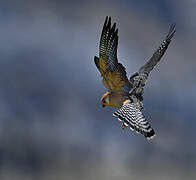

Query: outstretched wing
129;24;176;98
94;16;132;94
113;101;155;140
99;16;118;71
139;24;176;75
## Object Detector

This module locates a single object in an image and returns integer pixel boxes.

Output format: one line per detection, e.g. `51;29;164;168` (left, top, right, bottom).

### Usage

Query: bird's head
100;92;110;107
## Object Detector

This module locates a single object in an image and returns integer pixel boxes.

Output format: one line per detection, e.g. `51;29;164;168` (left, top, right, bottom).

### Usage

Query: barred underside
113;103;155;140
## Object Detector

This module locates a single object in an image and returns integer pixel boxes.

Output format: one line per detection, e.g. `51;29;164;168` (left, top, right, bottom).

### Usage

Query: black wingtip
166;23;176;41
104;16;114;26
103;16;108;27
115;28;118;35
108;17;111;28
94;56;100;69
111;23;116;31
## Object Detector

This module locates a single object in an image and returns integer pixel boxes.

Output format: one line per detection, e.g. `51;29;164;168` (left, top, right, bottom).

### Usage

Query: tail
113;102;155;140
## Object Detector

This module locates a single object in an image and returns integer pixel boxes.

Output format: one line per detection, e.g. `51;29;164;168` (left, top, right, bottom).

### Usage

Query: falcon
94;16;175;140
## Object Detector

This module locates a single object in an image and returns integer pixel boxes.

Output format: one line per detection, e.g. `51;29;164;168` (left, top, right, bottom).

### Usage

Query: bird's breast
109;94;128;108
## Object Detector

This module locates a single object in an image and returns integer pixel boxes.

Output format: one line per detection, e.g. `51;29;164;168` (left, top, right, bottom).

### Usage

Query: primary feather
94;16;132;94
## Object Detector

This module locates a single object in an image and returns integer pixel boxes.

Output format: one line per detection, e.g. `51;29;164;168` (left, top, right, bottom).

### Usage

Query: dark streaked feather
95;17;132;94
99;16;118;71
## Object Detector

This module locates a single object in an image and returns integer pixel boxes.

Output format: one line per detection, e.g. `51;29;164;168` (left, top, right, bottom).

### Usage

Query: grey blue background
0;0;196;179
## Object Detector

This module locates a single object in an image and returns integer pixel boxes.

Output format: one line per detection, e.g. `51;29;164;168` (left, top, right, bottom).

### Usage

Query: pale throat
105;95;110;104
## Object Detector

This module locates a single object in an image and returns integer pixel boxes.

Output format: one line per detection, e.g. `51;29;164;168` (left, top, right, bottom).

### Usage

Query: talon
121;123;125;129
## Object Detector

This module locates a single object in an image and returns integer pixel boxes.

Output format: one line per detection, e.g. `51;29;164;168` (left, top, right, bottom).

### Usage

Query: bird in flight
94;16;176;140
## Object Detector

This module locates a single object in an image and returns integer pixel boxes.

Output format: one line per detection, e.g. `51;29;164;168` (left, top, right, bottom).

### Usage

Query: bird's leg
121;121;129;129
121;122;126;129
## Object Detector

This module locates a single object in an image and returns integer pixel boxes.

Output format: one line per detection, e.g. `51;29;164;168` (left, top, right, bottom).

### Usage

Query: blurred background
0;0;196;179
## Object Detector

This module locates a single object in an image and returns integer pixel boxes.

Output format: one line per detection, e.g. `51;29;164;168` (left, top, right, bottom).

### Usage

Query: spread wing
139;24;176;75
129;24;176;98
113;101;155;140
94;16;132;94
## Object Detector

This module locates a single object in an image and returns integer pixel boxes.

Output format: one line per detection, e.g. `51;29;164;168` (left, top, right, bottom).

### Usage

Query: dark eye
102;99;106;103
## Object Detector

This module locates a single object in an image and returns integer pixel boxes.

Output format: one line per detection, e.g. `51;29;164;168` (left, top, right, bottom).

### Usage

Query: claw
121;123;125;129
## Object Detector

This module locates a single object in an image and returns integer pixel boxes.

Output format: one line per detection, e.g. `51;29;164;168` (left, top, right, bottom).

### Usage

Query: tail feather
113;102;155;140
